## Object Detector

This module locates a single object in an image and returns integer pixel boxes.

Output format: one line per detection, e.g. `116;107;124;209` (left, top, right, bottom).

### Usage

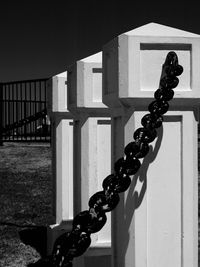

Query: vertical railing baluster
0;83;3;145
15;84;17;140
29;82;32;141
12;83;14;140
8;84;11;141
39;80;42;141
24;82;27;140
44;80;47;141
34;81;37;141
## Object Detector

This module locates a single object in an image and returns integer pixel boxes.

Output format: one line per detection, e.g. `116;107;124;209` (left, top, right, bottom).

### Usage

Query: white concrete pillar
47;72;74;254
102;23;200;267
67;52;111;267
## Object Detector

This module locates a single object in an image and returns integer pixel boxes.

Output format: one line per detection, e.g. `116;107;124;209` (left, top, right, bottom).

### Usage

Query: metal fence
0;78;50;143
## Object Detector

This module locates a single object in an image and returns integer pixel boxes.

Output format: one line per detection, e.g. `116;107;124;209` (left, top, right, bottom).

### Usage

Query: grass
0;142;54;267
0;142;199;266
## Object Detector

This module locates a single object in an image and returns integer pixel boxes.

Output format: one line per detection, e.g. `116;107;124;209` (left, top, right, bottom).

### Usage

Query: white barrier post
103;23;199;267
67;52;111;267
47;72;74;254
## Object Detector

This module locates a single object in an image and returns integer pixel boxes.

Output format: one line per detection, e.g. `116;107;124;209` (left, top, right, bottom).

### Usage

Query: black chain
35;51;183;267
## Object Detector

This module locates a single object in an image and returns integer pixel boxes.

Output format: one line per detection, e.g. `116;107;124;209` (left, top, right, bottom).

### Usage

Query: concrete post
67;52;111;267
47;72;74;254
103;23;199;267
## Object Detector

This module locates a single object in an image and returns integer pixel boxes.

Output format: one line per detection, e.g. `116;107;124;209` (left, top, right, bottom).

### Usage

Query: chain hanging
35;51;183;267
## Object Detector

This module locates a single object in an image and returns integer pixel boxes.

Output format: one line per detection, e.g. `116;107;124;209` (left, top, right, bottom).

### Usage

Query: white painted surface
81;52;103;63
125;22;199;37
46;73;74;254
48;72;68;112
103;22;200;107
140;49;190;91
93;71;102;102
67;52;107;109
73;117;111;245
109;109;198;267
103;23;199;267
55;119;74;222
134;112;182;267
96;121;111;244
67;54;111;266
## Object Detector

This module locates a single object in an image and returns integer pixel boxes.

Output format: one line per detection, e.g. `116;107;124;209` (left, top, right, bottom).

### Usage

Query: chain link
36;51;183;267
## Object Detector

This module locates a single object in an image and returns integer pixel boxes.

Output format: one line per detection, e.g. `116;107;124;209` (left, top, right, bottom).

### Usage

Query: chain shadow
0;221;48;258
117;125;163;266
18;226;48;258
24;122;164;267
0;220;49;266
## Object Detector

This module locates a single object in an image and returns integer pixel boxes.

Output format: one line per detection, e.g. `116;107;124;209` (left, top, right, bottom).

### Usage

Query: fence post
103;22;199;267
0;83;3;145
67;52;111;267
46;72;74;254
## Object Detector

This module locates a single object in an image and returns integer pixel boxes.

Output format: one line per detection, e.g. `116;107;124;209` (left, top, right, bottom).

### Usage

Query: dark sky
0;1;199;82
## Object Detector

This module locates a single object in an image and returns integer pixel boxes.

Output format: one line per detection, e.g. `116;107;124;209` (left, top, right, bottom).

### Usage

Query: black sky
0;1;199;82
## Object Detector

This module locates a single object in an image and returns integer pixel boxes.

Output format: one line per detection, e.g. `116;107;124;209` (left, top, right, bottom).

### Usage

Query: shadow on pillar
73;116;88;215
118;125;163;266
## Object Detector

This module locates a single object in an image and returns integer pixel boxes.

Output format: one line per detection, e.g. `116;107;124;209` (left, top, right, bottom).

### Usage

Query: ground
0;142;199;266
0;142;54;267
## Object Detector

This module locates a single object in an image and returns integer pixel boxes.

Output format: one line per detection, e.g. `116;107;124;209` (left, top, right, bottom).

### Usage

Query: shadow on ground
18;225;53;267
18;226;48;258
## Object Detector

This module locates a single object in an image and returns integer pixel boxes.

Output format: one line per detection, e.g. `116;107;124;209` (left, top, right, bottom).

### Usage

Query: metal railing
0;78;50;143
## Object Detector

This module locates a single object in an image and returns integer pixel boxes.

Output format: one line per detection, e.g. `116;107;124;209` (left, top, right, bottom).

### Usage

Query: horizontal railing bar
0;100;46;103
2;78;49;85
1;139;50;142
